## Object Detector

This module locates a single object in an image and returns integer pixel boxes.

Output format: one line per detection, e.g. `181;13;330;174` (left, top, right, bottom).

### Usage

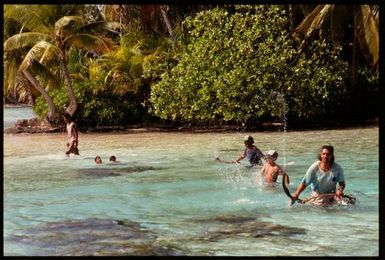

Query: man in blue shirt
291;145;345;206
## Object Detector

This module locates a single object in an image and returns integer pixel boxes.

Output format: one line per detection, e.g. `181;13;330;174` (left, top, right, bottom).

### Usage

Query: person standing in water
63;112;79;156
232;135;264;166
260;150;289;185
291;145;345;205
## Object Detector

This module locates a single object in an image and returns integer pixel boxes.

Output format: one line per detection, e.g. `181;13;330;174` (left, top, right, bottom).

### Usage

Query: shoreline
3;117;379;135
4;104;33;108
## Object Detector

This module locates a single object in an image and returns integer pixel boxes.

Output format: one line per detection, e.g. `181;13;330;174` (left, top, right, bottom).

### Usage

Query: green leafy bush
150;5;349;126
33;79;145;128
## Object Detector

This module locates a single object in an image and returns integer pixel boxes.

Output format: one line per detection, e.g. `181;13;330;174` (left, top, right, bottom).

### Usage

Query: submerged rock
78;166;158;178
5;218;185;256
79;168;121;177
191;214;307;242
114;166;157;173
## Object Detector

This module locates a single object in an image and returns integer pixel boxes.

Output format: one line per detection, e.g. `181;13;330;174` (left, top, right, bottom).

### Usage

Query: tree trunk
159;5;174;38
22;69;56;127
351;5;361;118
60;49;78;117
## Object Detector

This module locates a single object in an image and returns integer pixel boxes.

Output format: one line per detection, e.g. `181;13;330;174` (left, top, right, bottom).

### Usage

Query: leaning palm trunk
59;49;77;117
21;69;56;127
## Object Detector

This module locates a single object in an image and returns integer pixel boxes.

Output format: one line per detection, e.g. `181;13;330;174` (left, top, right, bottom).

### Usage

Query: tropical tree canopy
4;4;120;123
3;4;378;129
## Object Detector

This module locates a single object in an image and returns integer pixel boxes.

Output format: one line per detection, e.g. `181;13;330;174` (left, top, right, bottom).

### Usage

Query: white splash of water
276;92;288;168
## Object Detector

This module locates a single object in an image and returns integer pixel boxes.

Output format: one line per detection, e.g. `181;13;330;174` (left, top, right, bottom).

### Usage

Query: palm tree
4;5;120;122
94;31;170;99
100;5;174;37
53;15;119;115
4;34;59;125
3;15;38;105
294;5;379;68
293;5;379;118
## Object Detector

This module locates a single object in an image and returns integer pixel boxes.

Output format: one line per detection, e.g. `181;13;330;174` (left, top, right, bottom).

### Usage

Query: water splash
276;92;288;168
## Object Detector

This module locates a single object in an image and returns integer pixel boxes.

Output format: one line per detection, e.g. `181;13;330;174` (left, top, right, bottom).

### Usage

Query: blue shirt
301;161;345;194
244;146;263;166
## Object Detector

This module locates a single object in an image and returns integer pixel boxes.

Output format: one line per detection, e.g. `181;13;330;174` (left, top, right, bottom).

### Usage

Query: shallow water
3;106;36;129
3;108;379;256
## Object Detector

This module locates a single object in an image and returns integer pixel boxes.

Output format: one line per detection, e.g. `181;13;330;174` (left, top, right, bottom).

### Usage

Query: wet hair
109;155;116;162
318;145;335;164
95;156;102;163
244;135;254;144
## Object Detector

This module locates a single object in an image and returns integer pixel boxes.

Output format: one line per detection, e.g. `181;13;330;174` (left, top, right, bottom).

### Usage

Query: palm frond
4;16;23;39
65;34;117;53
4;5;52;33
55;16;84;46
76;20;122;34
4;32;49;51
19;41;56;70
39;43;60;64
35;41;58;61
358;5;379;66
29;60;61;91
4;53;24;94
55;16;84;33
295;5;332;38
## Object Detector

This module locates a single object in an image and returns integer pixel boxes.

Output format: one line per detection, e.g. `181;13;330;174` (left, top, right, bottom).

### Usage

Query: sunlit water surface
3;108;379;256
3;106;36;129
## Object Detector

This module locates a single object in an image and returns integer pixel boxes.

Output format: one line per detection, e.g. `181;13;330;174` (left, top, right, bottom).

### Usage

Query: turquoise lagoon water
3;106;36;129
3;108;379;256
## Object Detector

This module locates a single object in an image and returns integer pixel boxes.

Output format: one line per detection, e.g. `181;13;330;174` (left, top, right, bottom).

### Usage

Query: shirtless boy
260;150;289;185
63;112;79;156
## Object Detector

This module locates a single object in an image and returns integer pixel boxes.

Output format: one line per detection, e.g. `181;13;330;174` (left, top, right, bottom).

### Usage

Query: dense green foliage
150;6;349;126
4;4;378;129
33;78;145;128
